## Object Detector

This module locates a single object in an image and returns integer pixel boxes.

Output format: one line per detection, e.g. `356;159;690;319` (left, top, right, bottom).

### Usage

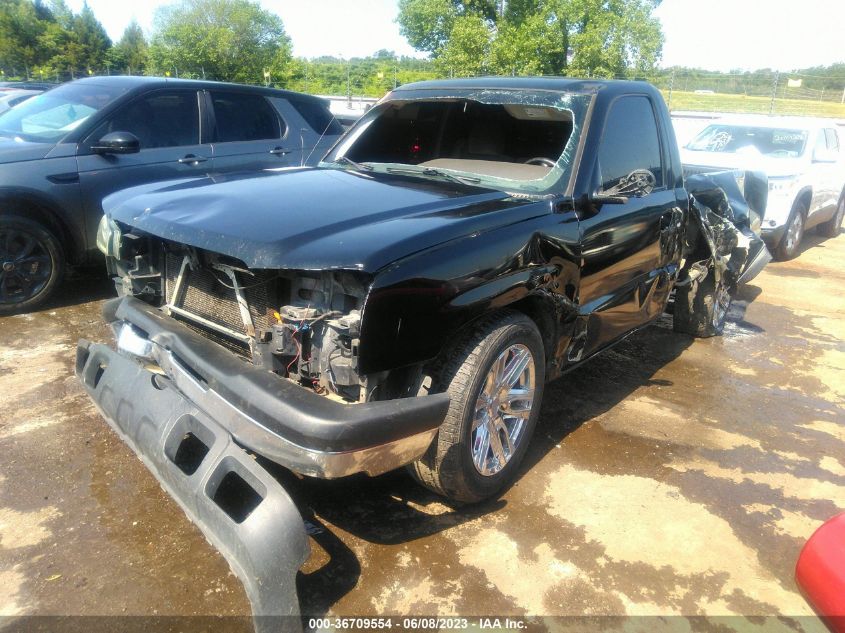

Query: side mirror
91;131;140;155
813;147;838;163
590;193;629;205
570;192;628;219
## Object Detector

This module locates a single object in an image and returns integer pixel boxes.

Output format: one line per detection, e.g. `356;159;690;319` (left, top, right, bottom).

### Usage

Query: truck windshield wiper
385;166;483;186
331;156;373;172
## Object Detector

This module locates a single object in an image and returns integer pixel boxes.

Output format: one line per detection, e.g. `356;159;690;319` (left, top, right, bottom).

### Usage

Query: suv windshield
686;124;809;157
0;82;126;143
322;91;591;195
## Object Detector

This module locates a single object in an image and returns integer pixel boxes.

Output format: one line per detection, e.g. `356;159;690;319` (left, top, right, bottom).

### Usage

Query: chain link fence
652;70;845;118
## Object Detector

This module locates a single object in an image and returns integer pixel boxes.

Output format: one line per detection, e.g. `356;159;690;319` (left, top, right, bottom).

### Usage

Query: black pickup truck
76;78;769;629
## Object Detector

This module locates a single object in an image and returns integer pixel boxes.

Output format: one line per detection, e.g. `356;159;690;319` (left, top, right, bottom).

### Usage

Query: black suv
0;76;342;313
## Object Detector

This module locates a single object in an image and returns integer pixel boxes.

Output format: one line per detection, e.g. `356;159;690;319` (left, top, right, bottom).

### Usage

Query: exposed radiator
164;252;274;357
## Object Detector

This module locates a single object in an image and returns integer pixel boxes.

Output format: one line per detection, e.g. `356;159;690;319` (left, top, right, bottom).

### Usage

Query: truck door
577;95;680;356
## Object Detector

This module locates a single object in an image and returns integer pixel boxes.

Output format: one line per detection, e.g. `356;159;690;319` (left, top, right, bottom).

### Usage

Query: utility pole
841;86;845;104
769;71;779;115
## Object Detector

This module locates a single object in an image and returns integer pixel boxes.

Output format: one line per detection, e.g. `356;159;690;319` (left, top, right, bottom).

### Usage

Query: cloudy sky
65;0;845;72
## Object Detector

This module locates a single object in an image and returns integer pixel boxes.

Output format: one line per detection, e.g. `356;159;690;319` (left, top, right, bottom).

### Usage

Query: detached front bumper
76;297;450;630
76;338;309;631
86;296;449;479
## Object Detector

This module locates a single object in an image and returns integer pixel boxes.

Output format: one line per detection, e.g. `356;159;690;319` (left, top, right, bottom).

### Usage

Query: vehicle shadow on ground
519;314;695;476
264;458;506;614
271;287;767;616
773;228;840;264
28;268;114;314
281;322;693;615
795;229;839;257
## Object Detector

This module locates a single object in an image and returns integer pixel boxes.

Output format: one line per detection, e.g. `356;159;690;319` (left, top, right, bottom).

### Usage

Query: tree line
0;0;292;82
1;0;843;102
397;0;664;79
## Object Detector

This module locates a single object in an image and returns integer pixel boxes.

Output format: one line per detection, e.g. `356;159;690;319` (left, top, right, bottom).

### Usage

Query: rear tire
410;311;545;503
773;199;807;261
818;195;844;238
673;268;731;338
0;215;64;315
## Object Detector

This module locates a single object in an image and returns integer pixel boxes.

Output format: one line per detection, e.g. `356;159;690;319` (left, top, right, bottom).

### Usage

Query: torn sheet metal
683;170;771;288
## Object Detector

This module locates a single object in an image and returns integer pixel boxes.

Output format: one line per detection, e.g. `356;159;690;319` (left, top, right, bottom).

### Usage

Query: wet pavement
1;231;843;629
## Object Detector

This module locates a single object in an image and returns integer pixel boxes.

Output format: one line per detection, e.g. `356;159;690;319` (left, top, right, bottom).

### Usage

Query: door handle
269;147;291;156
178;154;207;164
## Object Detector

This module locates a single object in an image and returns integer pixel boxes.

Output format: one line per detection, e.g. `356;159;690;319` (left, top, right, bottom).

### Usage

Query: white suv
681;115;845;260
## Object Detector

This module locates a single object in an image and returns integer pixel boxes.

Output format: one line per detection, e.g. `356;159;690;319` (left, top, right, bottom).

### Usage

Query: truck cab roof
393;76;662;98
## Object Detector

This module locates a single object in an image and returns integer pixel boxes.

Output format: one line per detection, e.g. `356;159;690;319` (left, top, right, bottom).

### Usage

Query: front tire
0;215;64;315
818;195;844;238
411;311;545;503
774;199;807;261
673;267;731;338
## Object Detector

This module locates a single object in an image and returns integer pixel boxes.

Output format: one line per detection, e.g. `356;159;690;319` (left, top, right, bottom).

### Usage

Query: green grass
661;90;845;118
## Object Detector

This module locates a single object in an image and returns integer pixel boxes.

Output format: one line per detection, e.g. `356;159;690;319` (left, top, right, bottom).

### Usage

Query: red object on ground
796;512;845;633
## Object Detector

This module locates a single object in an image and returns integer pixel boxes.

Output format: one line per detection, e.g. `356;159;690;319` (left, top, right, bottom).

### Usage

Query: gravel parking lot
1;231;843;629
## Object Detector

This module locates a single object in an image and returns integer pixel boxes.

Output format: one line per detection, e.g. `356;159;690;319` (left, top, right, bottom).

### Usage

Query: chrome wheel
471;343;536;476
784;210;804;254
0;227;53;305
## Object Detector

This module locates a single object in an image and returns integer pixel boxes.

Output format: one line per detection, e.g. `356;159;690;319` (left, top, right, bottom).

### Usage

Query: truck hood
104;167;544;272
681;148;805;178
0;137;55;163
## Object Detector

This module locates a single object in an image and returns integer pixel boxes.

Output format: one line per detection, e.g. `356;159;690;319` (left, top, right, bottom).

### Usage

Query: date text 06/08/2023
307;617;527;630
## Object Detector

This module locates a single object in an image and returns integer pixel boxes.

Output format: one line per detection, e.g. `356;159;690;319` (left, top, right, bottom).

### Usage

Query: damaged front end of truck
674;170;771;337
80;182;469;630
76;244;452;631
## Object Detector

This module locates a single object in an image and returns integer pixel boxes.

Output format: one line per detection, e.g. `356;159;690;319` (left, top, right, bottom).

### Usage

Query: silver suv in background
681;115;845;260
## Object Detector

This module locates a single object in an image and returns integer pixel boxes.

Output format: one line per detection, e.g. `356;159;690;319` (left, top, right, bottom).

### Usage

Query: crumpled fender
683;171;771;288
